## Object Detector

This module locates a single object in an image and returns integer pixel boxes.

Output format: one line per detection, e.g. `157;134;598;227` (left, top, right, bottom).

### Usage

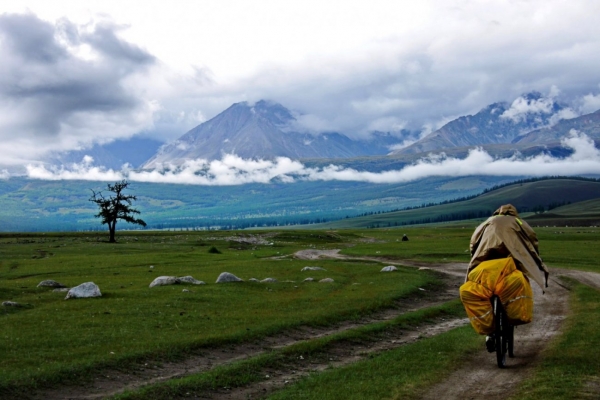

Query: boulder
301;266;326;271
248;278;260;282
178;276;205;285
65;282;102;300
303;277;315;282
2;301;22;307
319;278;334;283
216;272;243;283
37;280;66;288
149;276;179;288
381;266;398;272
261;278;278;283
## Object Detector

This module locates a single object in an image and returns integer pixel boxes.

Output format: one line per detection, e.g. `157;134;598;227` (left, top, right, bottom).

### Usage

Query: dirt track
21;250;600;400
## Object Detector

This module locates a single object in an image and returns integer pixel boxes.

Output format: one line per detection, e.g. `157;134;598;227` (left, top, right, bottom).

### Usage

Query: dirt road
22;250;600;400
296;249;600;400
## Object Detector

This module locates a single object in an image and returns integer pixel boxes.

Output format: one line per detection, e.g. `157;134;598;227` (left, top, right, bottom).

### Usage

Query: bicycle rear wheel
493;296;507;368
508;324;515;358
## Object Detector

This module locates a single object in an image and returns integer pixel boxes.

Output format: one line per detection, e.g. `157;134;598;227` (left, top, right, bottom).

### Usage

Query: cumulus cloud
579;92;600;114
0;13;158;165
25;132;600;185
3;1;600;164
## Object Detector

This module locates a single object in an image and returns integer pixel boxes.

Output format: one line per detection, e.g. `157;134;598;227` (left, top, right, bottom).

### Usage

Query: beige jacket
467;204;549;289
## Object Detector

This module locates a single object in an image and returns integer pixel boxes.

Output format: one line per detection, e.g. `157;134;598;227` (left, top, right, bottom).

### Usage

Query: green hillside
314;178;600;229
0;175;516;232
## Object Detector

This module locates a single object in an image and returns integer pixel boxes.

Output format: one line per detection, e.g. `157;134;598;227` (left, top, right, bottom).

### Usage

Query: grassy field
0;230;436;393
1;226;599;398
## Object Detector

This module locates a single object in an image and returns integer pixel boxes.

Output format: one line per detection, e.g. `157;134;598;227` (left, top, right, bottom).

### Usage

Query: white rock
319;278;334;283
301;266;326;271
261;278;278;283
149;276;179;288
216;272;243;283
178;276;205;285
248;278;260;282
65;282;102;300
2;301;21;307
381;266;398;272
303;277;314;282
37;280;66;288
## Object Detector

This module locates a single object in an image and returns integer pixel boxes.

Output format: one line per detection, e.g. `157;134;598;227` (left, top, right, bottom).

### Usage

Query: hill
311;178;600;229
0;175;518;232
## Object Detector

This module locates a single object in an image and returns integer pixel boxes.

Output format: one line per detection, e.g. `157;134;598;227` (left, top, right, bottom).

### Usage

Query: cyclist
466;204;549;351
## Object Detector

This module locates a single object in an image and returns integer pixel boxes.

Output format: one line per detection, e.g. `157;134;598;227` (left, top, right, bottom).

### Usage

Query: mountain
142;100;412;168
47;137;164;169
513;108;600;145
394;92;569;155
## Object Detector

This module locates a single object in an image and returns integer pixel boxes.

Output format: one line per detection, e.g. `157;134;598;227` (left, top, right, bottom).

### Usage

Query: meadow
1;226;599;399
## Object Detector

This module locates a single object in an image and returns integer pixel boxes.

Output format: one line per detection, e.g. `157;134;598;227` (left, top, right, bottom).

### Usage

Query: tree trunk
109;221;116;243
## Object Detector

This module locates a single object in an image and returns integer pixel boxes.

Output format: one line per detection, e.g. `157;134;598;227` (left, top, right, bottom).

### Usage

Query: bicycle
491;295;514;368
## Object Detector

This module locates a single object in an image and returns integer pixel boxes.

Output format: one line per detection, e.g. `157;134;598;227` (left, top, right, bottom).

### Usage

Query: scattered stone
261;278;278;283
2;301;22;307
52;288;70;292
381;266;398;272
248;278;260;282
149;276;205;287
182;289;190;293
303;277;315;282
216;272;243;283
178;276;205;285
37;280;66;288
149;265;154;269
301;266;326;271
65;282;102;300
149;276;180;288
319;278;334;283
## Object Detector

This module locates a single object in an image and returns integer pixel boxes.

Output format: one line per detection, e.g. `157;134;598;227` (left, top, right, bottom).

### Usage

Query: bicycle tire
493;296;507;368
508;325;515;358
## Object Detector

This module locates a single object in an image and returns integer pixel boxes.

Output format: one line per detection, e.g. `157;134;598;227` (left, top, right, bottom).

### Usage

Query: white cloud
23;132;600;185
2;1;600;161
500;95;555;123
579;92;600;114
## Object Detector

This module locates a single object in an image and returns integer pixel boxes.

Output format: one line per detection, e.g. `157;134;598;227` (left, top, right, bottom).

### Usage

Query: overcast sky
2;0;600;169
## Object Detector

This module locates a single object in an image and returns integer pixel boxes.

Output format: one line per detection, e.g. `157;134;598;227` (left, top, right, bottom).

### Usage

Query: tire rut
23;255;463;400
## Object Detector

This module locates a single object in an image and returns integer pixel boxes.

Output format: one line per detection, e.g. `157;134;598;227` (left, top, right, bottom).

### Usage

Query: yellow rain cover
460;257;533;335
496;269;533;325
460;280;494;335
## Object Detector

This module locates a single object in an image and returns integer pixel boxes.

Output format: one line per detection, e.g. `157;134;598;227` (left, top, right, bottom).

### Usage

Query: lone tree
89;180;147;242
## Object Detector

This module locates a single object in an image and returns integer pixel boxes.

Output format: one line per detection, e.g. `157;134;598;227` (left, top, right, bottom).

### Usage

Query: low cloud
25;131;600;185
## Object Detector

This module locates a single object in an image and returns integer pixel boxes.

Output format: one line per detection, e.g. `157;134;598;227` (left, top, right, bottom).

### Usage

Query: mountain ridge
142;100;413;168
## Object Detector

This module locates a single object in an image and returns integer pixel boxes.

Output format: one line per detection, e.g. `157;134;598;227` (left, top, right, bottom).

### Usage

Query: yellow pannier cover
460;257;533;335
459;280;494;335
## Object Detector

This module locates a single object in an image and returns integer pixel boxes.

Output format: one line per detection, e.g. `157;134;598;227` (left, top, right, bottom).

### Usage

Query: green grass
337;227;474;263
112;300;469;400
510;280;600;400
0;230;433;393
266;326;480;400
1;227;599;398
